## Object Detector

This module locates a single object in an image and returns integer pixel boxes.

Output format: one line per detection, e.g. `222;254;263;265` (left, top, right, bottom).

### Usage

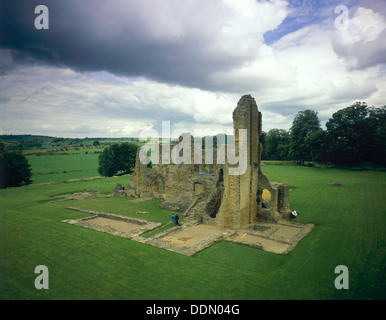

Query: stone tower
215;95;261;229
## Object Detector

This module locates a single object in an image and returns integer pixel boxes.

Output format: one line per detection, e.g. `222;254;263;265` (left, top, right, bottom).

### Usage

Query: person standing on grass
175;214;179;226
171;214;175;226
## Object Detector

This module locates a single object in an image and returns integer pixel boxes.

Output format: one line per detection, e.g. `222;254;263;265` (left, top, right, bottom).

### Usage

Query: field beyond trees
0;151;385;300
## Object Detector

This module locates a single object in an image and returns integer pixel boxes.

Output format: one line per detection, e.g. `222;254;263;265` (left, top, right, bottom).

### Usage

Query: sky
1;0;385;138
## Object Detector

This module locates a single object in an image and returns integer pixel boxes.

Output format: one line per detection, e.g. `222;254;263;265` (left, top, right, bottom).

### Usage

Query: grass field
26;151;102;184
0;157;385;300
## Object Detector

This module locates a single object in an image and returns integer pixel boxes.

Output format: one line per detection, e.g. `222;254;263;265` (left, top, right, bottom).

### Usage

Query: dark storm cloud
2;0;385;138
0;0;258;90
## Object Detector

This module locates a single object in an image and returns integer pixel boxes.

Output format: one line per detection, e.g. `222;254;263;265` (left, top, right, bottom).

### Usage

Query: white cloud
0;65;240;137
222;0;288;35
209;10;385;130
345;7;385;43
331;6;386;69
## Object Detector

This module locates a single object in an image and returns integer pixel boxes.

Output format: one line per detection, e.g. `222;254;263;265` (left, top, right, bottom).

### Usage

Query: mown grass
58;197;176;226
26;152;101;184
0;164;385;300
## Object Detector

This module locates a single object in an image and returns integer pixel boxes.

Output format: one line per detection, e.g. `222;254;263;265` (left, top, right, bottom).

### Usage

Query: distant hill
0;134;141;153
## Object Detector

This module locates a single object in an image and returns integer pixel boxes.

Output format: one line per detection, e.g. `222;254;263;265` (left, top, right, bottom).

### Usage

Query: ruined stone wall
127;94;291;229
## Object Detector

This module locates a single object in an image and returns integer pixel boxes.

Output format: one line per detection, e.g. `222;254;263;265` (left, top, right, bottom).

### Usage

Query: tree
305;129;330;163
290;110;321;165
97;142;139;177
367;106;386;166
92;140;100;146
325;102;371;165
264;129;290;160
325;103;386;166
0;150;32;188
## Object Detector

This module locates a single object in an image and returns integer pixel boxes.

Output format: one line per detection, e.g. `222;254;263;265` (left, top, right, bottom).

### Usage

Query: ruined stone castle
126;95;291;229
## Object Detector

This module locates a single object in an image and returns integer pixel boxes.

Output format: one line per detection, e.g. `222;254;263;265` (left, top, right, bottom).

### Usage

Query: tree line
98;101;386;178
260;102;386;167
1;101;385;188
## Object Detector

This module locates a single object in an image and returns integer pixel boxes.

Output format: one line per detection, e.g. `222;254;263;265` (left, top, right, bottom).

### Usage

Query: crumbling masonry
126;95;291;229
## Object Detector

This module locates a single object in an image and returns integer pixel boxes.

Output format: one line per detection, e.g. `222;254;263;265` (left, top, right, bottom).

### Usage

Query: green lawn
26;152;101;184
0;164;385;300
